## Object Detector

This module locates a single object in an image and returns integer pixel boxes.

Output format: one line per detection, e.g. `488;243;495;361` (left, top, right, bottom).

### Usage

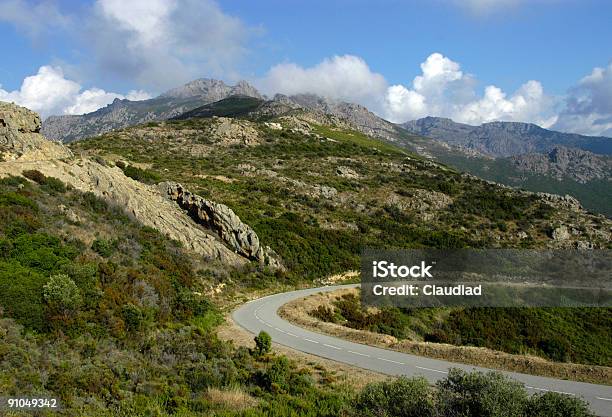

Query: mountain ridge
401;116;612;157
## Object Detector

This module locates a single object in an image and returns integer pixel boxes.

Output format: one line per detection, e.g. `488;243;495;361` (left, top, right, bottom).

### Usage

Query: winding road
233;284;612;417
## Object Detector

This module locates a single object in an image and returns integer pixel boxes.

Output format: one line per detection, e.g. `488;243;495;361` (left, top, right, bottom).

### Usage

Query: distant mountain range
42;79;263;142
398;117;611;216
40;79;611;216
401;116;612;157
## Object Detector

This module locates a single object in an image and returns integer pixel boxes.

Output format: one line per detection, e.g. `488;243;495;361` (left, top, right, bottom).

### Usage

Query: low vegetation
313;292;612;366
352;370;594;417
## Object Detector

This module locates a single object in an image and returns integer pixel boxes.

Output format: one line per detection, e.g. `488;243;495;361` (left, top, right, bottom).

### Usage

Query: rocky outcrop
0;157;245;265
386;189;453;221
161;182;283;270
1;101;72;161
536;192;583;211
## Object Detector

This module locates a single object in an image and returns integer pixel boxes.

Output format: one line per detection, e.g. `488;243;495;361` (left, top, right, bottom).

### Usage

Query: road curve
233;284;612;417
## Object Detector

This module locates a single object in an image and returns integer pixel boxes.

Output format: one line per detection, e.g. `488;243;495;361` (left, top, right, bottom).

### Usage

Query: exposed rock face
401;116;612;157
0;101;72;161
280;94;400;141
162;182;283;269
209;117;261;146
42;79;262;142
551;225;571;241
510;146;611;183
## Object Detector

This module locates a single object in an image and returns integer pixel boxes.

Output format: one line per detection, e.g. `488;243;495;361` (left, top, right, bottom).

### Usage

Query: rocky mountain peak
161;78;262;101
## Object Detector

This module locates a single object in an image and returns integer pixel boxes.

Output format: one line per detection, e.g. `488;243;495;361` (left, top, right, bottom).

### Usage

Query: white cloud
89;0;255;89
553;63;612;136
0;66;151;118
382;53;556;126
258;55;388;109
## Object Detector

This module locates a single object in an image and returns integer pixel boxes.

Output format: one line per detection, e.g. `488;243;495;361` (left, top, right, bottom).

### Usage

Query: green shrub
254;330;272;356
22;169;47;184
121;165;161;184
436;368;529;417
122;303;144;332
92;238;115;257
527;392;594;417
43;274;82;316
353;376;435;417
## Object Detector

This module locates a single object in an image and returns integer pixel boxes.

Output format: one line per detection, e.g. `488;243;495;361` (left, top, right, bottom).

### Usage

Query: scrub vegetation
312;292;612;366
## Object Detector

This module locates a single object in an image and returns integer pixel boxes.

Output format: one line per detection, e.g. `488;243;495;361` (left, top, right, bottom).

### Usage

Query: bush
92;238;115;257
22;169;47;184
254;331;272;356
22;170;66;193
122;303;144;332
353;376;435;417
436;368;529;417
43;274;82;316
527;392;594;417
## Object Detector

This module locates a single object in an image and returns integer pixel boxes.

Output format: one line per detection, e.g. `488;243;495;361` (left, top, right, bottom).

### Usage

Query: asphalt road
233;284;612;417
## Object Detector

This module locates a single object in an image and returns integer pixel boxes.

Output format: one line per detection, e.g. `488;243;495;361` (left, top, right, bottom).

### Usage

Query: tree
254;331;272;356
43;274;81;316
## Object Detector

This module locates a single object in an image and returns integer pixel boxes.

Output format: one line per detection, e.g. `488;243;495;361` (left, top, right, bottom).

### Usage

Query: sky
0;0;611;136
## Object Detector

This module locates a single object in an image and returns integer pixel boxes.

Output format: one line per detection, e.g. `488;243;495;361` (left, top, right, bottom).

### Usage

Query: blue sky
1;0;611;136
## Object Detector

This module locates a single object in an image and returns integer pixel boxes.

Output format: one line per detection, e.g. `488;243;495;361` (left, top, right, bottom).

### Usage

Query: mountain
41;79;263;142
396;117;612;216
401;116;612;157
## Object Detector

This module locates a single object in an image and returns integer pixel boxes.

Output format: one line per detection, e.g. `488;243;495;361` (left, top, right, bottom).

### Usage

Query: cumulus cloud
88;0;256;89
0;66;151;118
383;53;556;127
553;63;612;136
258;55;388;110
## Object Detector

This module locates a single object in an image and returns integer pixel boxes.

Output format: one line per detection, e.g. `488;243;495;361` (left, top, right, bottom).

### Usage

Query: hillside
70;111;611;266
41;79;263;142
